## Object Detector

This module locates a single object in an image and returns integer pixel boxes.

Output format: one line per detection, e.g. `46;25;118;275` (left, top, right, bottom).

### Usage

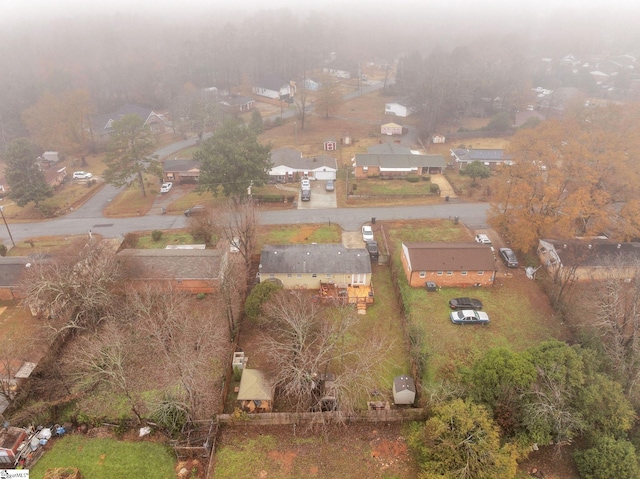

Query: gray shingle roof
366;143;412;155
0;257;30;287
270;149;337;170
116;249;223;280
542;239;640;267
260;244;371;275
90;104;155;132
393;375;415;393
451;148;512;163
403;242;495;271
163;159;201;173
256;74;289;92
355;153;446;169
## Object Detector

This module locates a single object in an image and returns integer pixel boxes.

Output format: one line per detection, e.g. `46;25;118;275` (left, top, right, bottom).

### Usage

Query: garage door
315;170;336;180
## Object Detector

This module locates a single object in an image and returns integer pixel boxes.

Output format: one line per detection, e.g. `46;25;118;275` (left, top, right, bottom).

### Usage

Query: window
312;273;317;278
326;274;332;278
419;271;426;278
446;271;453;276
461;271;467;276
437;271;443;276
296;273;302;278
269;274;275;279
478;271;484;275
363;166;368;171
287;273;292;278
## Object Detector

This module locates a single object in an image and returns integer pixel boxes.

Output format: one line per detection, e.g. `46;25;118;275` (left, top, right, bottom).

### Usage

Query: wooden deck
319;281;374;313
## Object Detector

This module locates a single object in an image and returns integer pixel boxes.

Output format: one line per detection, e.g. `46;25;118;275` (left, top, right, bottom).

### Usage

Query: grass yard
102;184;158;217
384;219;573;385
257;223;342;248
134;229;203;248
29;434;176;479
214;424;417;479
350;177;436;196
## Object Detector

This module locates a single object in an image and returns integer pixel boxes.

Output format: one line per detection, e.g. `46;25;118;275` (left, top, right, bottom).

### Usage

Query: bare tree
260;290;389;415
67;321;144;422
214;197;259;274
0;339;21;404
219;254;245;339
19;238;124;334
125;285;228;420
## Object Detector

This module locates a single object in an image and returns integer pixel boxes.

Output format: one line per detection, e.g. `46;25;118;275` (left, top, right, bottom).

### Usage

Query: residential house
384;100;414;117
366;143;413;155
116;248;226;294
0;257;31;300
322;60;357;79
450;148;514;169
381;122;403;136
220;95;255;112
400;242;496;287
537;239;640;281
323;138;338;151
268;148;337;182
162;159;201;184
37;151;60;166
392;376;416;405
237;369;274;413
303;78;321;91
259;244;371;289
431;134;446;144
353;153;446;178
89;104;165;144
0;426;27;466
43;166;68;187
252;75;295;100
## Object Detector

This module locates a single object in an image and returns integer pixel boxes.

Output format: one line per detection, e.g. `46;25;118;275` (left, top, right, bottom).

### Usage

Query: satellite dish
526;265;542;280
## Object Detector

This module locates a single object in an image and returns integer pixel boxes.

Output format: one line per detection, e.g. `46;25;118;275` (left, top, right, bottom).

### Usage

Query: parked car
301;179;311;190
449;297;483;310
160;182;173;193
184;205;206;216
475;233;491;244
301;189;311;201
499;248;519;268
365;240;379;260
362;225;374;242
72;171;93;180
450;310;490;325
325;180;335;191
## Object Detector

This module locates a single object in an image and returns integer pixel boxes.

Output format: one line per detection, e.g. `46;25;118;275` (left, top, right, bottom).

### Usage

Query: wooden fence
217;408;427;427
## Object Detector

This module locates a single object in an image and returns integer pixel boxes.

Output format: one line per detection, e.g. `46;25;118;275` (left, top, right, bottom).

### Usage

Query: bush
245;281;282;321
351;183;357;191
430;183;440;194
405;175;420;183
196;293;206;300
122;232;139;249
422;175;431;182
253;194;284;203
574;436;640;479
0;244;7;257
151;230;163;241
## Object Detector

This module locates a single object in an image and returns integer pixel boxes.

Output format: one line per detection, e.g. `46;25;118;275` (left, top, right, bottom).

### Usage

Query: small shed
392;375;416;405
0;426;27;467
431;134;446;144
237;369;274;413
381;122;402;136
323;138;338;151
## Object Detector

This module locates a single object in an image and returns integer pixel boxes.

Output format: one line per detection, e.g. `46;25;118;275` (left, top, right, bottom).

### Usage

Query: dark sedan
499;247;519;268
449;297;483;310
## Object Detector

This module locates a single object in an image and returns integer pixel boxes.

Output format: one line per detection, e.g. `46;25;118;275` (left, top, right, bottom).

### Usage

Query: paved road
5;200;489;243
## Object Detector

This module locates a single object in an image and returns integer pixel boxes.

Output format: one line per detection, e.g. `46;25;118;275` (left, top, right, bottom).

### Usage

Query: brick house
353;154;446;178
116;248;226;294
162;159;201;184
0;257;31;300
400;242;496;287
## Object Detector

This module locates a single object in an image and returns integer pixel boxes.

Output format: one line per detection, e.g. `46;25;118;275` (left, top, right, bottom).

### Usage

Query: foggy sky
1;0;635;26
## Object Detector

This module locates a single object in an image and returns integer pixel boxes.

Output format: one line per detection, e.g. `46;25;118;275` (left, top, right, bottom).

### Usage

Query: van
301;189;311;201
475;234;491;245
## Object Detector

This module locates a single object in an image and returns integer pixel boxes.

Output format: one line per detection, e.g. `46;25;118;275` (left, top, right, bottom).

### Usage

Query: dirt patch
369;431;410;471
176;458;207;479
267;450;298;474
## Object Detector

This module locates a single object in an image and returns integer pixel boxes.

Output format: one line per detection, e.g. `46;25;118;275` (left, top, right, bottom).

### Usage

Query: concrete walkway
430;173;457;198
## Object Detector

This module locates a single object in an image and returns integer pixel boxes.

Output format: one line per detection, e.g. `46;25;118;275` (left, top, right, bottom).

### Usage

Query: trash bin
445;196;449;202
454;216;459;224
371;217;376;224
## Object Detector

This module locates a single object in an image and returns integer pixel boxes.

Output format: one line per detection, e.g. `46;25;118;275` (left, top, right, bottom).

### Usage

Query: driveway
297;181;337;209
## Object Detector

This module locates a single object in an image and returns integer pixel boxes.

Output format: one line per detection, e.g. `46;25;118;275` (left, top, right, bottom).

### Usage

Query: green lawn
258;224;342;247
351;178;436;196
135;230;205;248
29;435;175;479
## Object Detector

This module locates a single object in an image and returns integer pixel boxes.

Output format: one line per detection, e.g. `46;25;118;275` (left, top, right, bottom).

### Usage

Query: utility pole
0;206;16;247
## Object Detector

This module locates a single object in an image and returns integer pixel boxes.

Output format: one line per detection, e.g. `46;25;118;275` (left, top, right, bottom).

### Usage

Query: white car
301;179;311;190
475;233;491;245
362;225;374;242
72;171;93;180
160;182;173;193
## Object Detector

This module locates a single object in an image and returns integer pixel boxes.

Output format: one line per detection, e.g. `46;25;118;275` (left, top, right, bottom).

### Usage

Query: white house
252;75;295;100
431;134;446;144
381;122;403;136
385;101;414;118
269;148;337;182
